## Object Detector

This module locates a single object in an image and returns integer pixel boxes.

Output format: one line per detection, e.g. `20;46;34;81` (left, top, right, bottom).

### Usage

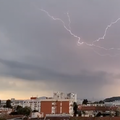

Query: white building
9;97;47;112
53;92;77;102
23;97;42;112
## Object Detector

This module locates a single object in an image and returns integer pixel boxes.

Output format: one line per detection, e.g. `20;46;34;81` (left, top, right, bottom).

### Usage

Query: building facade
23;97;41;112
40;92;77;117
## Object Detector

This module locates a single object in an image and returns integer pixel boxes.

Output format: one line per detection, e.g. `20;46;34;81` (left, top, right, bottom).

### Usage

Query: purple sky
0;0;120;100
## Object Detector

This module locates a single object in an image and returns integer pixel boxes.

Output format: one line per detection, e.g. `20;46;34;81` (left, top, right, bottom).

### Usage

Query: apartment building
23;97;41;112
40;92;77;117
10;97;43;112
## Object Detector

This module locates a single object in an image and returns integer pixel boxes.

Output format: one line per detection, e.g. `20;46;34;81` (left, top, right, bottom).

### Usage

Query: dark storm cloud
0;57;114;99
0;0;120;98
0;58;112;85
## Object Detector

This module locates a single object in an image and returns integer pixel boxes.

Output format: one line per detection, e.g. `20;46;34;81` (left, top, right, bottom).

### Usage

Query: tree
82;99;88;105
99;100;104;104
3;105;6;108
6;100;12;108
18;107;31;116
16;105;23;115
9;105;23;115
16;105;23;111
9;111;18;115
23;107;31;116
73;102;78;116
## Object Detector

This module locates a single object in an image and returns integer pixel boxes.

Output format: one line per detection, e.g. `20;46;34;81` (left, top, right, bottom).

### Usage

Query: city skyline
0;0;120;99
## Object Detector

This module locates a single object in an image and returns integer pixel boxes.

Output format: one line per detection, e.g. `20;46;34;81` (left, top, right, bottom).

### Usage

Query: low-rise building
0;100;6;107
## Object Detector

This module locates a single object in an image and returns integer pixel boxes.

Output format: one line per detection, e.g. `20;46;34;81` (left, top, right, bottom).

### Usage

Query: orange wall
41;101;70;117
62;101;69;114
56;101;60;114
41;101;52;116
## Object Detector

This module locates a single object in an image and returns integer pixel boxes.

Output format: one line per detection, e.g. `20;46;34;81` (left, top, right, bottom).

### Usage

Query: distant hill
104;96;120;102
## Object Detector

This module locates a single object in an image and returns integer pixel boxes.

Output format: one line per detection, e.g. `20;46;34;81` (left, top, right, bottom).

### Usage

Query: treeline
104;97;120;102
10;106;31;116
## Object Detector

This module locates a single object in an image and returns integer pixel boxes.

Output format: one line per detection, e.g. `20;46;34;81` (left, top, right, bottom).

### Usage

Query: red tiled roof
30;97;37;99
78;106;117;111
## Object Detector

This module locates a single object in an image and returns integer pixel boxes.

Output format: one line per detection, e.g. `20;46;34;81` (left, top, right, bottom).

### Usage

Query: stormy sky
0;0;120;100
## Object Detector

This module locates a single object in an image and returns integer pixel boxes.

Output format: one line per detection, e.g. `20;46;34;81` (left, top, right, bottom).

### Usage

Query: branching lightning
33;4;120;57
93;18;120;43
66;11;71;30
40;8;84;45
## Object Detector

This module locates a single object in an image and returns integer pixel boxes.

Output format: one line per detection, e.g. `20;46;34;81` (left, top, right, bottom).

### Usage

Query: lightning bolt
93;18;120;43
32;4;120;57
66;11;71;30
66;10;120;52
40;8;84;45
66;12;113;51
92;49;120;57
